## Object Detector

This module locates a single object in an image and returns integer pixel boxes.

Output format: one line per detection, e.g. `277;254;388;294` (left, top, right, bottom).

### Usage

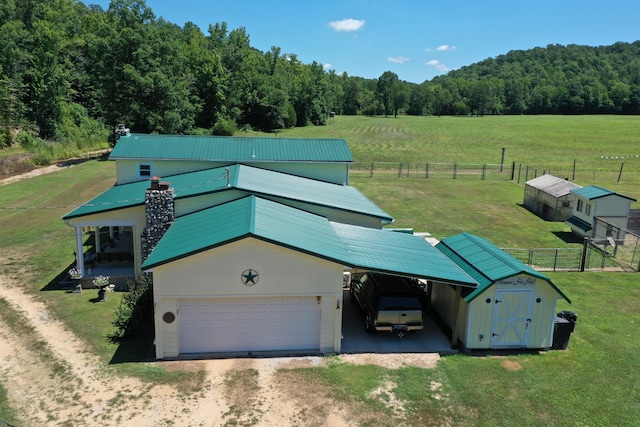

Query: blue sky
90;0;640;83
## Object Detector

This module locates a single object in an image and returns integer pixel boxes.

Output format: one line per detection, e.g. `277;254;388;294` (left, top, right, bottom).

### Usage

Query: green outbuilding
433;233;571;350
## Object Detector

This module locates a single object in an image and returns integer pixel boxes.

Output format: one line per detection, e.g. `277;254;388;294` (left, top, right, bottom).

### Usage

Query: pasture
1;115;639;425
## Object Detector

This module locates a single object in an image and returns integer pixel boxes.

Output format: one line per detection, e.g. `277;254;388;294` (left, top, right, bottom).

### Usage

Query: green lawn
1;115;639;425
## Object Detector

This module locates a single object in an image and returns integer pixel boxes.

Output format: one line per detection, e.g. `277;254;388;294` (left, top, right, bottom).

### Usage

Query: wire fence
351;162;513;180
503;241;639;272
350;160;640;186
591;218;640;271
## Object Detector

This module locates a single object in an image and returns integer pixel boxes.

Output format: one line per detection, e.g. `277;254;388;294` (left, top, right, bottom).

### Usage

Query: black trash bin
553;311;577;350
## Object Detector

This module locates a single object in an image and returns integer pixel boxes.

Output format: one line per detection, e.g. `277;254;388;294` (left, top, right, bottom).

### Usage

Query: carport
332;225;478;352
144;197;478;358
340;290;455;353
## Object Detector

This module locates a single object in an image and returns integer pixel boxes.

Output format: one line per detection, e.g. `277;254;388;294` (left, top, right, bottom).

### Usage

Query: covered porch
69;223;137;288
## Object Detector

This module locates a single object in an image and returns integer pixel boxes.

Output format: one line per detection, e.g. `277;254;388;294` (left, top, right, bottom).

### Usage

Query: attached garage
433;232;571;351
144;196;477;359
178;297;320;353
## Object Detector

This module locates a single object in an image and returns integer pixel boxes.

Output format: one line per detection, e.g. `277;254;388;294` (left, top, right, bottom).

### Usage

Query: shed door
491;290;533;348
178;296;320;354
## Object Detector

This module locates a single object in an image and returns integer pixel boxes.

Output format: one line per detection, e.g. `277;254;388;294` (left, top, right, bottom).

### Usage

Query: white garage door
178;296;321;353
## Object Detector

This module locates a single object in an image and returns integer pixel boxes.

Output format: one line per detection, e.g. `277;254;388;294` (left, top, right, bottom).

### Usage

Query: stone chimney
141;176;175;262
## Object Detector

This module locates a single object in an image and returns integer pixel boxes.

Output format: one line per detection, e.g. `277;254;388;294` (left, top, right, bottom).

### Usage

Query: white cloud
425;45;458;52
323;63;333;70
426;60;449;71
329;18;365;32
388;56;410;64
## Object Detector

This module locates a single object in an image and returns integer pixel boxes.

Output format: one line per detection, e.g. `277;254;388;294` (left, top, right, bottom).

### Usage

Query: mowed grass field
1;115;639;425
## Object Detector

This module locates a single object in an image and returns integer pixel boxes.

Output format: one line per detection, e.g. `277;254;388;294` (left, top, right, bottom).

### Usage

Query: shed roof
571;185;637;202
525;174;582;197
142;196;477;287
566;216;592;231
436;232;570;303
109;134;354;163
62;164;392;223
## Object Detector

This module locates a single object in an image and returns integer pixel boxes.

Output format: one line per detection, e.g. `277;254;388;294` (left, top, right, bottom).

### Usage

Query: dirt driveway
0;274;440;426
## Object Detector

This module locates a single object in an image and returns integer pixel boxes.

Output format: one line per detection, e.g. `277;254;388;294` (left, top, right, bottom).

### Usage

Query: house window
138;164;152;178
576;199;583;212
585;203;592;216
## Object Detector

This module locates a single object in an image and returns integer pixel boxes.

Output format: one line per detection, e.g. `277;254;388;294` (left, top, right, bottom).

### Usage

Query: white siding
432;274;564;350
430;282;469;347
153;238;344;358
115;159;349;185
594;195;633;218
173;191;384;229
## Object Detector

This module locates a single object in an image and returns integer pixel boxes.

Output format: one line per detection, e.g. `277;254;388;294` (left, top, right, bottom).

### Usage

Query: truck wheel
365;315;375;334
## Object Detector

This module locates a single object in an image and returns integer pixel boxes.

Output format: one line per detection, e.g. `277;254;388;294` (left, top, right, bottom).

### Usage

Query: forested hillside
410;42;640;116
1;0;639;149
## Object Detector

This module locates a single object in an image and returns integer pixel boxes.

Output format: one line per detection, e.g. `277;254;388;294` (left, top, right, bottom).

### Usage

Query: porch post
451;285;462;348
109;226;115;240
94;227;101;253
75;226;85;276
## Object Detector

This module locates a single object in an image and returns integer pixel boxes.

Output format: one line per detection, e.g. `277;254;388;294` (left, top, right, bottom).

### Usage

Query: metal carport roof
142;195;477;287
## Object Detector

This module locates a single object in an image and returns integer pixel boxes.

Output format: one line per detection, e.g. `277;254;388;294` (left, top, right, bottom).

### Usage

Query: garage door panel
179;297;320;353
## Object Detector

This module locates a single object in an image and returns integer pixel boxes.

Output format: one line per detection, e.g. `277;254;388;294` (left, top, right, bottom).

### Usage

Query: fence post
370;162;373;178
517;164;522;183
573;159;576;181
425;163;429;178
580;237;589;272
482;164;486;180
618;162;624;183
525;166;529;182
398;163;402;178
453;163;457;179
511;161;515;180
553;249;559;271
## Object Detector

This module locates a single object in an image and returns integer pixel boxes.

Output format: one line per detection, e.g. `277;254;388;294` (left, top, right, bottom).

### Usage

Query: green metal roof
330;223;476;286
110;134;354;163
142;196;350;269
142;196;477;286
571;185;636;202
566;216;592;231
62;164;392;222
61;180;149;219
436;232;570;303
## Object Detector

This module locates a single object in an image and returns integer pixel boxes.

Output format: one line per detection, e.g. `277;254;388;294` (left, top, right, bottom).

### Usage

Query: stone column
141;177;175;262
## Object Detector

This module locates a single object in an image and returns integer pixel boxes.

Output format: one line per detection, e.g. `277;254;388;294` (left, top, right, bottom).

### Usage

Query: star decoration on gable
241;269;259;286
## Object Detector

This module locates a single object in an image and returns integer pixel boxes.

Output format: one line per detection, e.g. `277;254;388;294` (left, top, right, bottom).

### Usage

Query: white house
109;133;354;185
565;185;637;239
63;134;478;358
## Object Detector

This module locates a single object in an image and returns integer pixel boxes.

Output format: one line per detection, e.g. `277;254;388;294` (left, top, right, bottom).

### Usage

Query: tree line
1;0;639;147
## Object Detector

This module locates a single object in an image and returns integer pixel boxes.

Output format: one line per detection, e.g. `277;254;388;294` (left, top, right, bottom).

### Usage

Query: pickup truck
349;272;425;337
